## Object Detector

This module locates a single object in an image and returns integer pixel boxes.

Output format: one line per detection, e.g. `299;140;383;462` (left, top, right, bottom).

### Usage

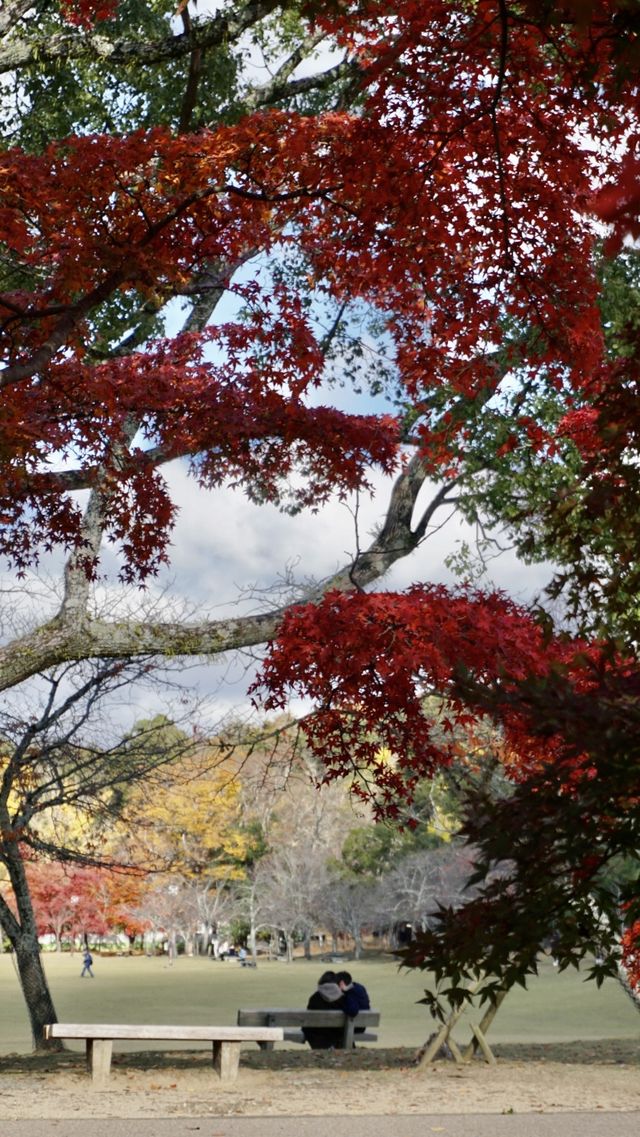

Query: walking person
80;948;94;977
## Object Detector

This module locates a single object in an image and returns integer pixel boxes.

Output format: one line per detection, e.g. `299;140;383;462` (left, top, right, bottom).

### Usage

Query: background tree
134;877;191;964
0;659;200;1047
335;772;456;880
252;847;317;962
318;875;382;960
121;747;250;879
90;869;149;952
381;843;477;939
12;862;110;952
251;774;354;961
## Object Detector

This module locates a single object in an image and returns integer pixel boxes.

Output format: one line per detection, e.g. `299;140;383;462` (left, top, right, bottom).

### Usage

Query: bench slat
283;1028;378;1043
238;1009;379;1028
45;1023;283;1042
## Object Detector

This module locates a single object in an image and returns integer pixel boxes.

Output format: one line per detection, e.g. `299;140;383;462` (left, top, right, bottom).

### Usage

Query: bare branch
243;33;357;112
0;453;465;691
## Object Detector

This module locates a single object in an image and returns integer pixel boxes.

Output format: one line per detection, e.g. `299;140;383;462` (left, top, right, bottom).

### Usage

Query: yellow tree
118;745;255;957
123;748;250;880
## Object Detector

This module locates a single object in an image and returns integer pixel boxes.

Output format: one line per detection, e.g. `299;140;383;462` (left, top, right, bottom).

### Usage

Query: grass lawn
0;950;638;1056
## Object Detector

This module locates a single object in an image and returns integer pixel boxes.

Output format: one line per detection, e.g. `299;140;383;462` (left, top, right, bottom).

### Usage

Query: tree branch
178;7;203;134
0;0;35;40
242;31;357;112
0;0;283;78
0;453;458;692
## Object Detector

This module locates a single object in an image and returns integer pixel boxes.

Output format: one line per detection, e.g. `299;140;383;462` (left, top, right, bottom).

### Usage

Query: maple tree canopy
1;0;634;580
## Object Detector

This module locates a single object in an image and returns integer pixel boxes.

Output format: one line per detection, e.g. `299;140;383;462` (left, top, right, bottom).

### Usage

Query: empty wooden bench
237;1008;380;1049
43;1022;284;1085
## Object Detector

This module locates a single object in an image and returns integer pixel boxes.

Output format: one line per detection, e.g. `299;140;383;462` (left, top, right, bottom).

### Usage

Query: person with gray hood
302;970;347;1049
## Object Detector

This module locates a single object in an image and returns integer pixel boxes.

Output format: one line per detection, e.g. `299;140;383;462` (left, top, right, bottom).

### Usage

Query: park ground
0;952;638;1118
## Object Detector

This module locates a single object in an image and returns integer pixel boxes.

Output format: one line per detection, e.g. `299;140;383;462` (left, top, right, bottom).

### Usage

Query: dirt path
0;1043;638;1119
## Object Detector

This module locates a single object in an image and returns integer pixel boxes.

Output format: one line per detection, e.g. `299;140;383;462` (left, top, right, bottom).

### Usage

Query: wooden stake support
418;982;506;1067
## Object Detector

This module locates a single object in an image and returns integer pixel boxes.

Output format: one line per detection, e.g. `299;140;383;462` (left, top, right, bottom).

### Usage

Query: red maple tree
2;1;632;579
6;862;110;947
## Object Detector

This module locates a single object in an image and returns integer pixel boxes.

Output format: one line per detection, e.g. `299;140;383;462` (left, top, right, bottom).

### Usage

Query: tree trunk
0;841;61;1050
247;903;258;965
13;934;61;1051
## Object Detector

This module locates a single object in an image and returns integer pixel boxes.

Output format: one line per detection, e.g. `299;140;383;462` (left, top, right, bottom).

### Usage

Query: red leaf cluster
59;1;118;26
621;919;640;990
593;145;640;256
254;586;599;812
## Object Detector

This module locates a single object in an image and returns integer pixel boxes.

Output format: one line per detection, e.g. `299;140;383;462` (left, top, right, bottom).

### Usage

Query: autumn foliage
12;862;109;943
255;587;597;808
392;660;640;1008
2;1;636;576
621;921;640;990
60;1;117;26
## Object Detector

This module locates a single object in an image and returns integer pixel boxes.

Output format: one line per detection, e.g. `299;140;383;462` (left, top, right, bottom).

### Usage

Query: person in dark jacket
302;970;347;1049
80;949;94;978
336;970;370;1033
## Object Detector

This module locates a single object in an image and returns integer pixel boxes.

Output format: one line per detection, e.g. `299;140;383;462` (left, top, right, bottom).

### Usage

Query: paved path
1;1115;639;1137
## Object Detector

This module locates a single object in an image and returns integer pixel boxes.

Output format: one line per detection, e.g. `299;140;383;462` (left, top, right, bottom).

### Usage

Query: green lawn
1;951;638;1056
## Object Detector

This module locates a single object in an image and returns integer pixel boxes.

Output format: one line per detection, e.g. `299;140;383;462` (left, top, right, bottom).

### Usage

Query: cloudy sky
0;430;554;737
89;454;554;730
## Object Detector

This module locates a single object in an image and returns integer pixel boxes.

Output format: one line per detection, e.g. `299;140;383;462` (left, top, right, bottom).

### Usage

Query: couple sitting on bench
303;969;371;1049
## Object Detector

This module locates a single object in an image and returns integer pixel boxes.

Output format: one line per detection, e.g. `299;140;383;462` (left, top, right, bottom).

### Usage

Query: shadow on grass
0;1039;637;1077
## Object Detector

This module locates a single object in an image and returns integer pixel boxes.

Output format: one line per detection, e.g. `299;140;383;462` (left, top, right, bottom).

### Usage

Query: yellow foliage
121;749;249;879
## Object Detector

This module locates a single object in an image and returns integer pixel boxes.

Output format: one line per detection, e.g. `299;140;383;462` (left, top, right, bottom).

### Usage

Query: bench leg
212;1041;240;1081
86;1039;113;1086
258;1040;275;1051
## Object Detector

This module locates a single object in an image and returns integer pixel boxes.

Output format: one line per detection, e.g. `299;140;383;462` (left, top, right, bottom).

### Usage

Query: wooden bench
237;1008;380;1050
43;1022;284;1085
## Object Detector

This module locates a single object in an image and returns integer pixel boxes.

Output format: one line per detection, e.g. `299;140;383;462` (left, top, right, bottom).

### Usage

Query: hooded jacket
303;982;347;1048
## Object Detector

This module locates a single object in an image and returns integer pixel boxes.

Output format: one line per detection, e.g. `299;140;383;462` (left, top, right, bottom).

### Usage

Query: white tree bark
0;456;459;692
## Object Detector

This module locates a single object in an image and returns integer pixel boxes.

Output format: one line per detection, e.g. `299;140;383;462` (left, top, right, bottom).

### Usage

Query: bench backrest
237;1008;380;1028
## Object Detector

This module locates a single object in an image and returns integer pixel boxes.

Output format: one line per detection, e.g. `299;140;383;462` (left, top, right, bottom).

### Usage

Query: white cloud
149;459;551;610
2;458;555;735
